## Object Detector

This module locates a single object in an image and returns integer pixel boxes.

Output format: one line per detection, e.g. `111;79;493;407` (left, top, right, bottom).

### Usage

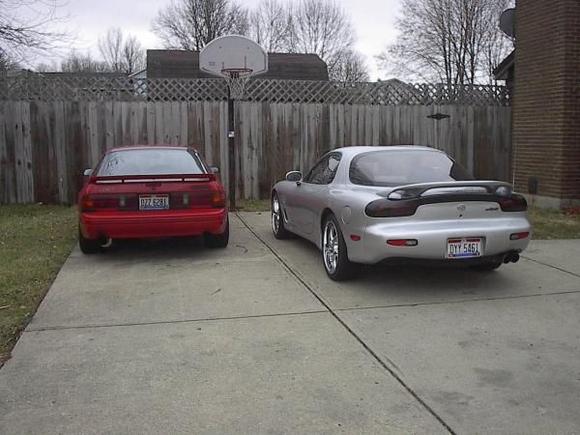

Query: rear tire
205;219;229;248
271;193;291;239
471;261;502;271
79;228;101;255
321;214;357;281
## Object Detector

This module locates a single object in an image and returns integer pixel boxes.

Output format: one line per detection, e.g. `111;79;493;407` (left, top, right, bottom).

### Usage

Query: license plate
139;195;169;210
447;238;483;258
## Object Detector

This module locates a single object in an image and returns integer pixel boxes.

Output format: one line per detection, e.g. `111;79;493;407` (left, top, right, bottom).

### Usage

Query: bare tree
35;61;58;72
98;28;123;72
330;49;370;82
377;0;513;84
122;35;145;74
152;0;249;51
98;28;145;74
249;0;292;52
61;50;110;73
288;0;355;77
0;50;19;73
0;0;68;64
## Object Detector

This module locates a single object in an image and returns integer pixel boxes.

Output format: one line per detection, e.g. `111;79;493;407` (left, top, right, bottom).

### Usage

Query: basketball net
223;68;253;100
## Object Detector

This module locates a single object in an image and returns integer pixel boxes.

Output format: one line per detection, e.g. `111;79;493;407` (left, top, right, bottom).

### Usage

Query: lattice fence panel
0;75;510;106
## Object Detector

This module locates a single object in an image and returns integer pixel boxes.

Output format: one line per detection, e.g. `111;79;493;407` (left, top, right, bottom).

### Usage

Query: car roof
332;145;443;157
107;145;198;153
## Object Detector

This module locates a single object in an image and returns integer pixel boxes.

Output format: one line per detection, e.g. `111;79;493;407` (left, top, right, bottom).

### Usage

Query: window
304;153;342;185
349;150;472;187
97;148;205;176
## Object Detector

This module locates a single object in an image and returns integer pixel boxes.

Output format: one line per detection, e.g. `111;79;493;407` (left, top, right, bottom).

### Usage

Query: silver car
271;146;531;280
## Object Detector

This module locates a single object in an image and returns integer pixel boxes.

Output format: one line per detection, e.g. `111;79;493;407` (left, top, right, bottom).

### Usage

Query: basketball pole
227;89;236;211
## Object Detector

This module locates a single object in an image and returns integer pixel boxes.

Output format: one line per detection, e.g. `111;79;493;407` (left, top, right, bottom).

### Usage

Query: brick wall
512;0;580;203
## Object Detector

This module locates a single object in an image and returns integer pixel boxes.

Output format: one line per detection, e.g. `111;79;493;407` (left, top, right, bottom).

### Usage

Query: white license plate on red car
139;195;169;210
447;238;483;259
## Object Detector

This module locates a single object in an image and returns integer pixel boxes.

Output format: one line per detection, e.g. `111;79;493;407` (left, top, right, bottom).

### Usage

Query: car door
297;152;342;236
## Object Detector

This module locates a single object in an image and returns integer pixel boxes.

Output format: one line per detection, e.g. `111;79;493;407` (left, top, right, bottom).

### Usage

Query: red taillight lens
80;195;95;211
510;232;530;240
387;239;418;246
80;194;136;211
365;199;419;218
210;182;226;208
498;194;527;212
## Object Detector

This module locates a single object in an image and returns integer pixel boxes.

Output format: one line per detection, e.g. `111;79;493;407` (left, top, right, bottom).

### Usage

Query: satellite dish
500;8;516;38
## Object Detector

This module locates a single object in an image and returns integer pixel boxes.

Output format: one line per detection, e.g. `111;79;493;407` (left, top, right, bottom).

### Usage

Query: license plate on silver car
139;195;169;210
447;238;483;258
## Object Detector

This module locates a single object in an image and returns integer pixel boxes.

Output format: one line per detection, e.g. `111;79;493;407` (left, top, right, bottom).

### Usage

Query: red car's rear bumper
80;208;228;240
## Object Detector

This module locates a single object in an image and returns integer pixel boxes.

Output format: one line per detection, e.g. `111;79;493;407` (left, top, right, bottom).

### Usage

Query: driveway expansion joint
522;255;580;279
334;289;580;312
25;309;328;333
236;212;456;435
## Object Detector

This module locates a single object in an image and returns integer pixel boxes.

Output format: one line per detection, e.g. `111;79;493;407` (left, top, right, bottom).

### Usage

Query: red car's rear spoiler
91;173;217;184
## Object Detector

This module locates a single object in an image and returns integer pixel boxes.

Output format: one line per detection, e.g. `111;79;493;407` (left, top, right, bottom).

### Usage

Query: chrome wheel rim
323;221;339;274
272;196;281;234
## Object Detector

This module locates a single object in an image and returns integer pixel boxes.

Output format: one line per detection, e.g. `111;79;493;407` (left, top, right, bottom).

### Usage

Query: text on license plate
139;195;169;210
447;238;483;258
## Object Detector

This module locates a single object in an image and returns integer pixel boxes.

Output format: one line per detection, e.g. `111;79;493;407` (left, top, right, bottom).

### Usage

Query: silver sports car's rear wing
382;181;512;200
367;181;526;218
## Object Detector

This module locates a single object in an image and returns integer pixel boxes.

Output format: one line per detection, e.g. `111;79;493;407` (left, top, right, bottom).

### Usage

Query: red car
78;145;228;254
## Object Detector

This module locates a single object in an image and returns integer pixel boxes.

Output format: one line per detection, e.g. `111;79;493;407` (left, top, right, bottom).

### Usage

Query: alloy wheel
323;220;339;274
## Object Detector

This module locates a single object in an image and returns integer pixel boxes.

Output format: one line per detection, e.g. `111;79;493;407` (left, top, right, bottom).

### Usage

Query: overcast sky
40;0;403;80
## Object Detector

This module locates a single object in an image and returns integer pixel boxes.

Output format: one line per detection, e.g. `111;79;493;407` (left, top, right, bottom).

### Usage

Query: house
145;50;329;81
494;0;580;208
492;50;515;94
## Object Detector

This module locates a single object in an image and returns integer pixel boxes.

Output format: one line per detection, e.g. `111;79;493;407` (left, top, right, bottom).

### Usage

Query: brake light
498;194;527;212
210;182;226;208
80;194;137;211
510;232;530;240
387;239;418;247
365;199;419;217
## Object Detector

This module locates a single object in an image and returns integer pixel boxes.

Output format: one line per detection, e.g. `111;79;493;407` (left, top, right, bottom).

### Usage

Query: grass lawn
529;206;580;240
237;200;580;240
236;199;271;212
0;205;77;364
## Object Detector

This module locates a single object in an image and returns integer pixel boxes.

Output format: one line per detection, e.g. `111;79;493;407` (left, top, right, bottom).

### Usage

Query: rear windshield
349;150;472;187
97;148;205;176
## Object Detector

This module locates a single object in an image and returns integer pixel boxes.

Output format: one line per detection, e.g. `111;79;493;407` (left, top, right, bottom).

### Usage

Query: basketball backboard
200;35;268;78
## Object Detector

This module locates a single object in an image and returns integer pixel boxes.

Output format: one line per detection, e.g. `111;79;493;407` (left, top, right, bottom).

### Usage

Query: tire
79;228;101;254
471;260;502;271
205;218;229;248
271;193;291;239
321;214;357;281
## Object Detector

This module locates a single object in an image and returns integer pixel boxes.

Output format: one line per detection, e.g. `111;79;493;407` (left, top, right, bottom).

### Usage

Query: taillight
80;194;137;211
365;199;419;217
387;239;418;247
210;182;226;208
498;194;527;212
510;232;530;240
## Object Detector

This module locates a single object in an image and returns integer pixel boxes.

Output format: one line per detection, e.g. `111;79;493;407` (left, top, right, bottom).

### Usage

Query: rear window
349;150;472;187
97;148;205;176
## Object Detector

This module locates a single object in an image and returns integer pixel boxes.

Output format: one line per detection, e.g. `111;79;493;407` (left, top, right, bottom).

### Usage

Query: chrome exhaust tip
503;252;520;264
100;237;113;248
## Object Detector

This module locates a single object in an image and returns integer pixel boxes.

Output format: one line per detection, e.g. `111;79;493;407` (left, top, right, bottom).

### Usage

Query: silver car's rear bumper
348;216;531;264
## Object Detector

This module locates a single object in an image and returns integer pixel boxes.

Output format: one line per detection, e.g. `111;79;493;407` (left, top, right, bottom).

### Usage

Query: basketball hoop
199;35;268;210
222;67;253;99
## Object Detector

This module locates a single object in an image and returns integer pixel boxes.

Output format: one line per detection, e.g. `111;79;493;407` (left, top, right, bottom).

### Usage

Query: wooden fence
0;99;511;204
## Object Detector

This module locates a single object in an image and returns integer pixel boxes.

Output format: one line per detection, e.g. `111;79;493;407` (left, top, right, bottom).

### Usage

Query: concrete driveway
1;213;579;434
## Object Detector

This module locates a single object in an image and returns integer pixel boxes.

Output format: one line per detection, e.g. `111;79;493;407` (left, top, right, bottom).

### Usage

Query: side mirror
210;166;220;174
83;169;93;177
285;171;302;183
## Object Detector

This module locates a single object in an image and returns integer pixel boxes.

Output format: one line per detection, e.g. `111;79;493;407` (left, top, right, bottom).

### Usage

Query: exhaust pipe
503;252;520;264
